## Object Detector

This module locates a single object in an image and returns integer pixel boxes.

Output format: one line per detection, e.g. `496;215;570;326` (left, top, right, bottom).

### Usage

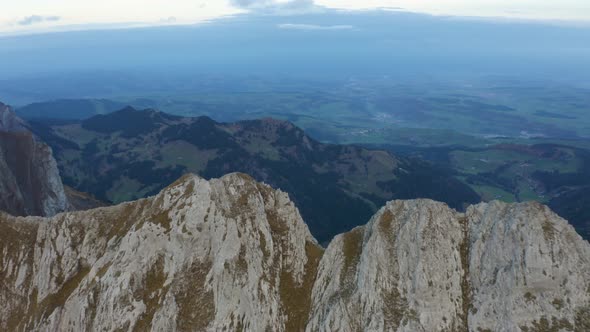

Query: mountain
380;142;590;240
16;99;126;120
309;199;590;331
29;106;480;243
0;102;28;130
1;173;588;331
0;102;69;216
0;102;106;217
548;186;590;240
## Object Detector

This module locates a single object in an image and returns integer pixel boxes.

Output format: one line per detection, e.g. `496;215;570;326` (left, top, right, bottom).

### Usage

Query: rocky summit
1;173;589;332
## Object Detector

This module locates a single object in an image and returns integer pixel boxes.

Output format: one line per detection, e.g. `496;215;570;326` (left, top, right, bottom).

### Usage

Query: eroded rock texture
309;200;590;332
0;102;69;217
1;173;588;331
0;173;321;331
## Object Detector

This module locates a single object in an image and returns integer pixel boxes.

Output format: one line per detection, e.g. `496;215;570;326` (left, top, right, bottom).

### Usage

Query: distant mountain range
29;106;480;243
16;99;127;120
14;98;590;240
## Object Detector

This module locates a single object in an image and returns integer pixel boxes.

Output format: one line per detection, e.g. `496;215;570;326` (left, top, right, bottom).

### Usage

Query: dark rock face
0;102;69;217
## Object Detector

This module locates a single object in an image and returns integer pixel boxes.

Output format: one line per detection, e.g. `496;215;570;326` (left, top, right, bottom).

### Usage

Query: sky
1;0;590;35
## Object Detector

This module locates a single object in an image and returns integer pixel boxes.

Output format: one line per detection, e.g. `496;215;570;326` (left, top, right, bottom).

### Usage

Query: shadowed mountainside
0;102;106;217
0;102;69;216
30;106;480;242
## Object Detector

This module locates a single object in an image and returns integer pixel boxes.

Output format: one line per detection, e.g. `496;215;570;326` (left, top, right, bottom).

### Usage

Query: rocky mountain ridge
1;173;588;331
0;102;69;217
0;102;29;132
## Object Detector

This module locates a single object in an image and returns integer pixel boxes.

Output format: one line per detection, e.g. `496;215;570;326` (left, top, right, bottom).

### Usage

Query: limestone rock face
466;201;590;332
308;200;590;332
0;173;588;332
308;200;470;332
0;102;69;217
0;102;28;132
0;173;322;331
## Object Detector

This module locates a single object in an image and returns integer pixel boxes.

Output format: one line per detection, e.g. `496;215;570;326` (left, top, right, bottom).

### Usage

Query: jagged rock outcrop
0;102;28;131
308;200;469;332
64;186;107;211
309;200;590;332
1;173;588;331
467;201;590;331
0;173;322;331
0;102;69;217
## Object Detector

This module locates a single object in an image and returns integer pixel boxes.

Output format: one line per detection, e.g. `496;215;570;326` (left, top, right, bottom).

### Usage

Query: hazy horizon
1;10;589;83
2;0;590;36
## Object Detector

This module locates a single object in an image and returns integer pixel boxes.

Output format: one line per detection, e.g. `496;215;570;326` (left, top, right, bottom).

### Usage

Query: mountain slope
0;173;322;331
0;102;69;216
30;107;480;242
309;199;590;331
1;173;588;331
16;99;126;120
386;142;590;240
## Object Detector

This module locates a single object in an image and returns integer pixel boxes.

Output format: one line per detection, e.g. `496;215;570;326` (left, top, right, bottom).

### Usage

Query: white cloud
229;0;324;15
314;0;590;21
231;0;312;9
160;16;177;24
18;15;60;26
0;0;241;35
1;0;589;35
278;23;354;30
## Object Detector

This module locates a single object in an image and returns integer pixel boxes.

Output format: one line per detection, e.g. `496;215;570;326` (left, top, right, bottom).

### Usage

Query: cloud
230;0;265;7
160;17;177;23
18;15;61;26
231;0;310;8
380;7;406;11
230;0;322;14
278;23;354;30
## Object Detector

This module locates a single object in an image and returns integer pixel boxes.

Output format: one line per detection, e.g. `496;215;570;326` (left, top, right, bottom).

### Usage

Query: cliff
0;102;69;217
1;173;588;331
